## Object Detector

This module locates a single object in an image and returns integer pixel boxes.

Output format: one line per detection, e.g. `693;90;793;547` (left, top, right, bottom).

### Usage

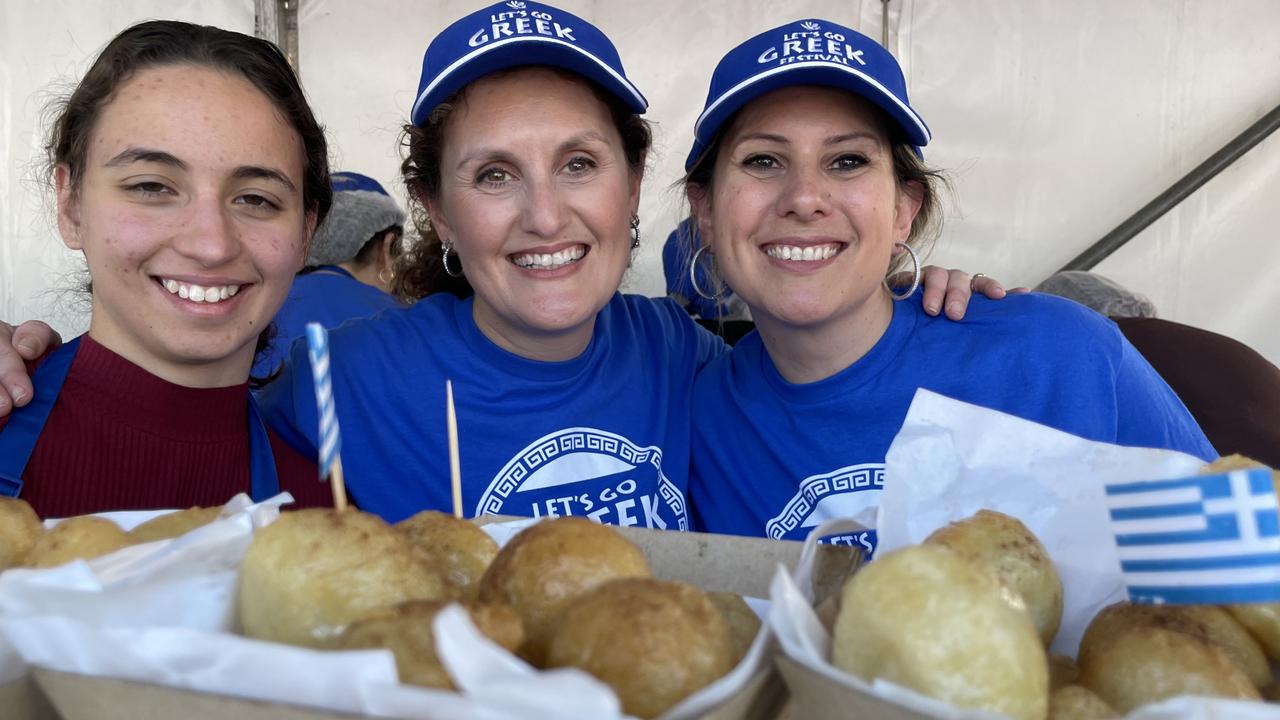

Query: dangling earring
441;241;464;278
629;214;640;249
378;267;395;286
884;242;920;300
689;245;726;302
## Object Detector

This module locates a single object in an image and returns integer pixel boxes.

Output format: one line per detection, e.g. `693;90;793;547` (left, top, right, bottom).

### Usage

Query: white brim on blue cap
411;2;647;126
686;19;930;170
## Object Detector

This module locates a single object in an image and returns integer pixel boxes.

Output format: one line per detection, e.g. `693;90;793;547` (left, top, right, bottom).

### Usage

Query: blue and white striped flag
1105;468;1280;604
305;322;342;479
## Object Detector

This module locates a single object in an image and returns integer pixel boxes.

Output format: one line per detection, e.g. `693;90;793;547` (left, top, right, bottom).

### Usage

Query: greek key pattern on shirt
765;463;884;539
478;428;669;517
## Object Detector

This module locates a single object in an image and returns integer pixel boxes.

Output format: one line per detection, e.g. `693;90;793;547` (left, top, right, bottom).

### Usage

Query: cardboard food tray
775;655;932;720
0;675;61;720
31;522;858;720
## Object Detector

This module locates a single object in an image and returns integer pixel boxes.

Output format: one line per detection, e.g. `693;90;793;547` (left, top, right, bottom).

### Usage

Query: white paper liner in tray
768;389;1279;720
0;502;775;720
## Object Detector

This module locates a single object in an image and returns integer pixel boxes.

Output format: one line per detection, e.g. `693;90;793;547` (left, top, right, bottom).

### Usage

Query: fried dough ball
1078;618;1259;712
396;510;498;600
478;517;650;665
708;591;762;665
832;544;1048;720
925;509;1063;646
238;509;448;648
129;506;222;543
0;498;42;570
22;516;135;568
547;578;735;719
1048;686;1117;720
1226;603;1280;662
1048;654;1080;692
338;599;523;690
1079;602;1270;689
1200;454;1269;473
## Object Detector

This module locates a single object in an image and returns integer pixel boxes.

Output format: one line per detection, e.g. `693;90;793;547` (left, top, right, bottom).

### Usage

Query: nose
173;195;240;266
520;176;569;239
776;163;831;221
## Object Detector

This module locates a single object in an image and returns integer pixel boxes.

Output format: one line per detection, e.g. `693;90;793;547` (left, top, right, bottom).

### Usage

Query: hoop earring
629;214;640;249
689;245;726;302
378;267;394;286
441;242;464;278
885;242;920;301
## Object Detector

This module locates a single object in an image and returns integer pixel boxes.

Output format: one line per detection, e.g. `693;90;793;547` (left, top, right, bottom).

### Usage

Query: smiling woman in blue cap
680;19;1217;550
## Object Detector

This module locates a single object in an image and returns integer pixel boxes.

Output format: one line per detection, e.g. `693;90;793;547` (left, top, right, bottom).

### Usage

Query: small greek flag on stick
305;323;348;510
1105;469;1280;604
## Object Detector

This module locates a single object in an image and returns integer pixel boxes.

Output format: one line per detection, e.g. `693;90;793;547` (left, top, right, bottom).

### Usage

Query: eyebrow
457;131;614;168
232;165;298;193
734;131;882;146
103;146;297;193
104;147;187;170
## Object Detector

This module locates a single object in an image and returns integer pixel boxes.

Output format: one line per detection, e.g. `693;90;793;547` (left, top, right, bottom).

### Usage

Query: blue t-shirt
254;267;402;377
261;292;724;525
689;292;1216;554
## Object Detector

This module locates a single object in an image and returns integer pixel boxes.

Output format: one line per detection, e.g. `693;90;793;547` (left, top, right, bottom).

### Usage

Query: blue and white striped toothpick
305;322;348;511
1105;468;1280;604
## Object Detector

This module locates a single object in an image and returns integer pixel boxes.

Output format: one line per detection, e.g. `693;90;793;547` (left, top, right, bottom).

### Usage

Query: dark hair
44;20;333;387
683;105;947;275
352;225;404;267
394;68;651;302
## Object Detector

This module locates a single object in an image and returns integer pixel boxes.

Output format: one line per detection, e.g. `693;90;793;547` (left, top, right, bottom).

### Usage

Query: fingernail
947;301;963;316
925;303;940;314
16;340;36;355
10;387;26;403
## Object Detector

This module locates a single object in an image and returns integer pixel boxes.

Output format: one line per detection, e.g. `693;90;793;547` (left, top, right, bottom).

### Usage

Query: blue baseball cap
686;18;930;170
411;1;648;126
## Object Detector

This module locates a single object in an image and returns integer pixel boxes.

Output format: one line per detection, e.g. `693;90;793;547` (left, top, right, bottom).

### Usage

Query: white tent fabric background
2;0;1278;364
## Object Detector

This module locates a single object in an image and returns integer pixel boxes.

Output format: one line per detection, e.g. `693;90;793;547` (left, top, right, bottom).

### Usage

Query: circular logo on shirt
476;427;688;530
766;462;884;554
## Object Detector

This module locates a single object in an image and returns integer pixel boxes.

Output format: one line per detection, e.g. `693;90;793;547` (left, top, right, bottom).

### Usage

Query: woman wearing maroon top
0;21;332;516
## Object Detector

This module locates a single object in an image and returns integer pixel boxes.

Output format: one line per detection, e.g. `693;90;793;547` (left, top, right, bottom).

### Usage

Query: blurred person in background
254;171;406;377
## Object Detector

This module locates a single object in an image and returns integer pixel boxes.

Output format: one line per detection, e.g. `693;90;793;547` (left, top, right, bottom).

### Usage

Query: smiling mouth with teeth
511;245;587;270
160;278;242;303
765;243;844;262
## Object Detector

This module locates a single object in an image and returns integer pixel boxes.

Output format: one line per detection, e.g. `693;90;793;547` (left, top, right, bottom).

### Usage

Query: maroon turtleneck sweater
0;335;331;517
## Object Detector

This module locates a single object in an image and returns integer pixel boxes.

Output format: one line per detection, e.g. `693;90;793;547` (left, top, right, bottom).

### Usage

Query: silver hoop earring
885;242;920;301
441;242;464;278
689;245;726;302
629;214;640;249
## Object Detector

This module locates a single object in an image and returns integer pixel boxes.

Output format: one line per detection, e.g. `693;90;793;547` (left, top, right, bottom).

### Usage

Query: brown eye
832;154;868;171
127;181;172;196
743;154;779;170
477;168;511;186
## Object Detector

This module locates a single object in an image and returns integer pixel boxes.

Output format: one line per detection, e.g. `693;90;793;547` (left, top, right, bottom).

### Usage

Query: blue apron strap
246;396;281;502
0;337;82;497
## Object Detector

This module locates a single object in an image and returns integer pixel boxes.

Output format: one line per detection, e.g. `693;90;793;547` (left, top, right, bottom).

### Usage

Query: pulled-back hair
394;69;651;302
46;20;331;224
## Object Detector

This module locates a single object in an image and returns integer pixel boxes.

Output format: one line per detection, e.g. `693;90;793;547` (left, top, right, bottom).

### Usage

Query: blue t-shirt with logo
254;268;402;378
261;292;724;525
688;292;1217;555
